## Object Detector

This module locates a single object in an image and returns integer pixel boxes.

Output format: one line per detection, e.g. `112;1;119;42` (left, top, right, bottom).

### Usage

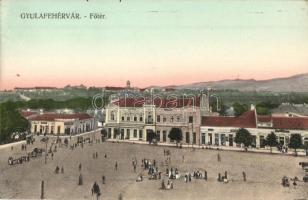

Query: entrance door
208;133;212;145
120;129;124;140
260;136;265;148
201;133;206;145
186;132;190;144
229;134;233;146
252;135;256;148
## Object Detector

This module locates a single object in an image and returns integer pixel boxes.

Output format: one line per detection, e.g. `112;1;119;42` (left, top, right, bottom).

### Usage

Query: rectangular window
157;131;160;142
120;129;124;139
163;131;167;142
208;133;212;145
186;132;190;143
177;116;180;122
121;116;124;121
279;137;285;145
126;129;130;139
134;129;137;138
108;128;112;138
57;126;61;134
139;130;143;139
220;134;226;146
189;116;193;123
134;116;137;121
50;126;54;134
34;125;37;133
157;115;160;122
260;136;265;148
215;134;219;145
193;132;196;144
229;134;233;146
127;117;130;121
140;117;143;121
163;117;166;122
201;133;206;144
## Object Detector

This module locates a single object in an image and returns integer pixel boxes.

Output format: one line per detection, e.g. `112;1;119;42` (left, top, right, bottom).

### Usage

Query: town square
0;130;307;199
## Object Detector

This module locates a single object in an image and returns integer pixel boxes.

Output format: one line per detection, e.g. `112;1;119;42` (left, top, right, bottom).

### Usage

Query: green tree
0;101;29;144
265;132;278;153
168;128;183;146
232;103;248;116
289;134;302;156
256;101;280;115
235;128;252;150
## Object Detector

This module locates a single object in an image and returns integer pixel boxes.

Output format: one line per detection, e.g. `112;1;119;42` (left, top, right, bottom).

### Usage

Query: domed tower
126;80;131;88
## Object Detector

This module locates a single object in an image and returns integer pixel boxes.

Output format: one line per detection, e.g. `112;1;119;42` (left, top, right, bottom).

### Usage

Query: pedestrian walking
242;171;246;182
204;170;207;181
115;162;118;171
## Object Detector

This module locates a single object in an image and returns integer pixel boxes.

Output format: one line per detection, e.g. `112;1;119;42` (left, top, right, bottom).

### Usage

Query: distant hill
169;73;308;92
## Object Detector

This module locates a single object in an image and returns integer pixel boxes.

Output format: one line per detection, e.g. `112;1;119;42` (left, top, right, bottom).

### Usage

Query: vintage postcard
0;0;308;199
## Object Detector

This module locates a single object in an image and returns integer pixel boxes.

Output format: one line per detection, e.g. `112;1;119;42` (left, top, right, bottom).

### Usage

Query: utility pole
44;139;48;164
40;180;44;199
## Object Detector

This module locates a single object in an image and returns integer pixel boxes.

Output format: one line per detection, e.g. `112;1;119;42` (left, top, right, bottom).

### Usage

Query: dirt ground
0;132;307;200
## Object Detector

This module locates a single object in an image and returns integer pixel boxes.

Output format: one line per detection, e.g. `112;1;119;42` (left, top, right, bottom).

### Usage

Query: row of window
111;113;194;124
107;128;144;139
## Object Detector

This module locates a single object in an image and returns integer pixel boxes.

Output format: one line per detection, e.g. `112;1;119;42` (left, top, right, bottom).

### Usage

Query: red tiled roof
257;115;272;123
113;97;201;108
272;117;308;130
257;115;308;130
31;113;93;121
202;110;257;128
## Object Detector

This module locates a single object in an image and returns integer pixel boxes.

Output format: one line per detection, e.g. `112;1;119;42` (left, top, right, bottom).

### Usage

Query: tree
289;134;302;156
235;128;252;150
266;132;278;153
0;101;29;144
232;103;248;116
168;128;183;146
256;101;280;115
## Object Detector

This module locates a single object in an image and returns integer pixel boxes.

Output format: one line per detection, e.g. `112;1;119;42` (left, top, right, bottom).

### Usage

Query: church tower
200;88;210;116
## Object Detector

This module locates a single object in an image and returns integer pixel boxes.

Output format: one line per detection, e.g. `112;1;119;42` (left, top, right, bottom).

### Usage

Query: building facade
30;113;96;135
104;94;209;145
201;109;308;148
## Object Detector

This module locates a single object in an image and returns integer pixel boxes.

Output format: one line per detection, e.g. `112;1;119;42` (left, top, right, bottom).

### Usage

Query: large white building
29;113;96;135
104;94;210;144
201;108;308;148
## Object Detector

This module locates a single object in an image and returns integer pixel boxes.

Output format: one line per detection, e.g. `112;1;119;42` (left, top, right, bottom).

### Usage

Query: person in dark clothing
242;171;246;182
115;162;118;171
204;170;207;181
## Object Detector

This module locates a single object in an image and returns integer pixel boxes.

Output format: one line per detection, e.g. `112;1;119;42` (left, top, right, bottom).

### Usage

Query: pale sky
1;0;308;90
